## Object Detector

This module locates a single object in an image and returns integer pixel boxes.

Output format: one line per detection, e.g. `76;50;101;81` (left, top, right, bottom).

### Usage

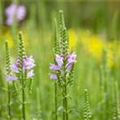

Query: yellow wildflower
87;35;104;60
1;30;14;48
1;27;28;48
79;29;91;45
79;29;104;61
68;29;77;52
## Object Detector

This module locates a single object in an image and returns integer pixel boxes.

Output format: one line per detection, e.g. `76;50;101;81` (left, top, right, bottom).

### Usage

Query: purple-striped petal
49;74;57;80
55;55;63;67
10;63;19;73
5;4;17;16
66;63;72;72
27;70;34;78
6;75;18;81
5;4;26;25
23;56;35;70
50;64;60;70
67;52;76;64
16;6;26;21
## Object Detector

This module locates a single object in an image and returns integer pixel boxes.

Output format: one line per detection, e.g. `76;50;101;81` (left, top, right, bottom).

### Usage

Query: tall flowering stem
49;10;76;120
113;82;120;119
84;89;91;120
18;32;26;120
53;18;59;120
55;80;58;120
5;32;35;119
59;11;69;120
11;32;35;120
5;41;12;120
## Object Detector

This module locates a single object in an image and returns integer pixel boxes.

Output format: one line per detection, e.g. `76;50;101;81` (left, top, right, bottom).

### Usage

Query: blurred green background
1;0;120;36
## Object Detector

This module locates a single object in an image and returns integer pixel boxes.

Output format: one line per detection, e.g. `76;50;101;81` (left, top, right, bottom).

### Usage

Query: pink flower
23;56;35;70
6;75;18;81
50;64;61;70
49;52;76;79
16;6;26;21
49;74;57;80
5;4;26;25
8;56;35;80
67;52;76;65
10;63;19;73
66;52;76;71
27;70;34;78
55;55;63;67
66;64;72;72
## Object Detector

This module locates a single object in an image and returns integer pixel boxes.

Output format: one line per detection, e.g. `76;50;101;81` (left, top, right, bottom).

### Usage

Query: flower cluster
49;52;76;80
6;56;35;81
5;4;26;25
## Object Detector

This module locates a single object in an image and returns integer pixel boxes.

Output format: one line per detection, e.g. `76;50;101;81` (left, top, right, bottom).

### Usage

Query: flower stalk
18;32;26;120
5;31;35;120
5;40;12;120
50;10;76;120
17;32;35;120
53;18;58;120
21;73;26;120
59;11;68;120
55;80;58;120
84;89;91;120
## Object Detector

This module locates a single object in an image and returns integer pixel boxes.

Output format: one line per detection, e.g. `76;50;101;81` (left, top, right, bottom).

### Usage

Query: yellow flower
68;29;77;52
1;30;14;48
1;27;28;48
116;44;120;58
106;41;120;69
78;29;120;69
79;30;104;61
87;35;104;60
79;29;91;45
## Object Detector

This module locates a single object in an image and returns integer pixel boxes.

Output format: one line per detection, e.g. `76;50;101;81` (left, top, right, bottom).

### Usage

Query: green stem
7;83;11;120
65;84;68;120
22;76;26;120
55;81;58;120
63;91;65;120
63;78;68;120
